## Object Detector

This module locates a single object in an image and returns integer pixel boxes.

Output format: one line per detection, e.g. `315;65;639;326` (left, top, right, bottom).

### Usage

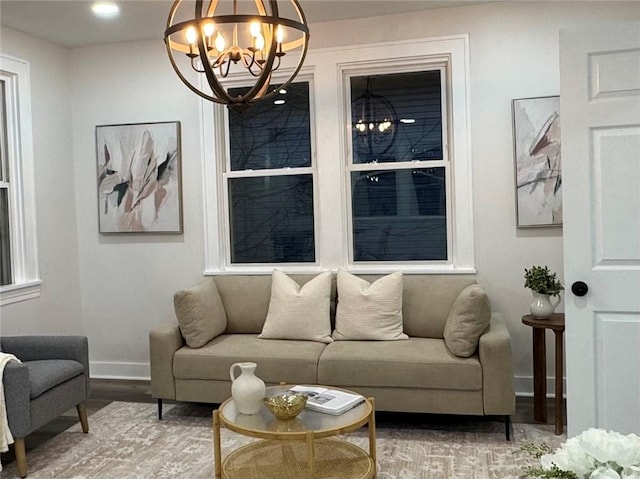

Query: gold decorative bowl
263;393;307;420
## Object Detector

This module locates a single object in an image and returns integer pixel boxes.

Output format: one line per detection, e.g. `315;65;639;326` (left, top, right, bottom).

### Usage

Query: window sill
204;265;476;276
0;280;42;306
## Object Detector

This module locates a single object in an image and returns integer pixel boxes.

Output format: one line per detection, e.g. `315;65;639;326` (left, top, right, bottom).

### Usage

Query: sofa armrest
478;313;516;415
3;361;31;438
1;336;90;397
149;324;184;400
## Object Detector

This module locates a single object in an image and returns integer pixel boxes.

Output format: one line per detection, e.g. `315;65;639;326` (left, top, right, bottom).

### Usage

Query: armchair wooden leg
77;403;89;433
14;437;27;478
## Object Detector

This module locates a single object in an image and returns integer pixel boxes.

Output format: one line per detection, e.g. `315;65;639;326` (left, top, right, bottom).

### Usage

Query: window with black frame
0;80;12;286
349;70;448;262
226;81;315;264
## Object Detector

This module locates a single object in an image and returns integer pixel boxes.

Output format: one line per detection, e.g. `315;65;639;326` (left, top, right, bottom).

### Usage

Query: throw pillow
443;284;491;357
174;279;228;348
259;270;333;343
333;271;408;341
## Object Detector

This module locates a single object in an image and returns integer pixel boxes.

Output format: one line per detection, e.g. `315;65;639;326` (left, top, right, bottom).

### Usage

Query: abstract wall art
96;121;183;233
512;96;562;228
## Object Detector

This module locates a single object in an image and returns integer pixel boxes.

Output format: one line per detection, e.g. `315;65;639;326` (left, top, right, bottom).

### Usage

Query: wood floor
1;379;565;470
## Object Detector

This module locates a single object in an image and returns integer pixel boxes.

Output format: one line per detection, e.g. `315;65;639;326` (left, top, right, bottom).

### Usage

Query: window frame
202;35;474;275
205;74;321;273
343;64;453;266
0;54;41;306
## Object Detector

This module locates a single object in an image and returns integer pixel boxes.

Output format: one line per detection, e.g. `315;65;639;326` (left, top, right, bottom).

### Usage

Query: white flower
534;429;640;479
580;429;640;469
622;465;640;479
541;435;597;476
590;466;622;479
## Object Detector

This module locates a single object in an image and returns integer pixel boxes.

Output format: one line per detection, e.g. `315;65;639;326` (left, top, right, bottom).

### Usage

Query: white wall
4;2;639;391
69;41;206;378
0;28;83;335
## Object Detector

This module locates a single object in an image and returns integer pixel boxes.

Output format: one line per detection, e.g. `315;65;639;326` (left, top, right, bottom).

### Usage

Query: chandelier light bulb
250;21;261;37
203;22;215;37
214;32;226;52
275;25;285;43
255;33;265;50
185;26;197;44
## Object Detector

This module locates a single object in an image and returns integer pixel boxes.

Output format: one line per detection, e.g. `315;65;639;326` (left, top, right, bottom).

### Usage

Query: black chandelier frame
164;0;309;111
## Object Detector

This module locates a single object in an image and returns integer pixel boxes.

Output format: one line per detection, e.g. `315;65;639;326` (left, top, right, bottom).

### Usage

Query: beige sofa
149;273;515;438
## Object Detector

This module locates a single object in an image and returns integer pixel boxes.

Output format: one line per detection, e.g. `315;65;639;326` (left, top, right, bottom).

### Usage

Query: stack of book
288;385;365;415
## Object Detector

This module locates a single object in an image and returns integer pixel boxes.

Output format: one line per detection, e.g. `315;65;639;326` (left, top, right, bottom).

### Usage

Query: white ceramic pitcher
529;291;561;318
229;362;266;415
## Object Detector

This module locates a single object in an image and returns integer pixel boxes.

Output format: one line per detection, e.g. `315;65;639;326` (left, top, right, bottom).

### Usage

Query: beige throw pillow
174;279;228;348
443;284;491;357
333;271;408;341
259;270;333;344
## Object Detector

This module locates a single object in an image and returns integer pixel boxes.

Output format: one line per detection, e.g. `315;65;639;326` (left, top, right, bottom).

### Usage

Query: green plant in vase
524;266;564;318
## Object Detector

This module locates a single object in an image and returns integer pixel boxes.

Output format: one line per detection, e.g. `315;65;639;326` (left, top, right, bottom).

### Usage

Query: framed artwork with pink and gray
512;96;562;228
96;121;183;233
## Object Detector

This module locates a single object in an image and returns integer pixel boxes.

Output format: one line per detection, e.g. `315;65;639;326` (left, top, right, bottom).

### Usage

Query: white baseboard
514;375;566;398
90;361;150;381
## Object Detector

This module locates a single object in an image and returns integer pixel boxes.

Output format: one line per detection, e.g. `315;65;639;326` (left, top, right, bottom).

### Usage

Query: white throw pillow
259;270;333;344
333;271;408;341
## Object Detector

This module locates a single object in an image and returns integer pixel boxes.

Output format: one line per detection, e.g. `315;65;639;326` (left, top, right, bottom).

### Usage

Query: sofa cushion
173;334;325;385
399;274;478;339
24;359;85;399
444;284;491;358
174;279;227;348
213;275;327;334
259;270;333;343
333;271;408;341
318;338;481;390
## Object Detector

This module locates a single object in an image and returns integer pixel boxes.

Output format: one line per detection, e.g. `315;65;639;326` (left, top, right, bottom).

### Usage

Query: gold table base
213;388;376;479
222;438;374;479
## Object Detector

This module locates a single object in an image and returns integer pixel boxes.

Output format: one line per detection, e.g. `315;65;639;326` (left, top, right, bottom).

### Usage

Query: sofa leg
157;398;163;420
77;403;89;433
504;415;511;441
14;437;27;478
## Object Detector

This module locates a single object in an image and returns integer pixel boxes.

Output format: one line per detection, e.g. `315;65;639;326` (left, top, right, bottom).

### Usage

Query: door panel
561;23;640;436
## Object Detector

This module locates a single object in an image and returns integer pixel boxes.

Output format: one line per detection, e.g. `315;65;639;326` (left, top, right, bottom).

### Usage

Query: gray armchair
1;336;90;478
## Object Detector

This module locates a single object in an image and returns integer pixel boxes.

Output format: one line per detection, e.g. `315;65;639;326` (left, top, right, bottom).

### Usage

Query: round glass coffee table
213;385;376;479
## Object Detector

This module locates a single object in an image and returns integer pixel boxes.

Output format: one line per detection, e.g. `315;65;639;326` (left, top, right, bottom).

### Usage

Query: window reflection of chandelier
352;78;398;162
164;0;309;111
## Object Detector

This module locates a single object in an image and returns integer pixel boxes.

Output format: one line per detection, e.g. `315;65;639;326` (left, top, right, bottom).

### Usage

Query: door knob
571;281;589;297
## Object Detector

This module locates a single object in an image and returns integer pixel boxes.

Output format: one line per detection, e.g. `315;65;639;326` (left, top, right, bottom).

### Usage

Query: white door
561;22;640;437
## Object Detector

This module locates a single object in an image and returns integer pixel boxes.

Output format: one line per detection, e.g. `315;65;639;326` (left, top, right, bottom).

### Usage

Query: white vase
229;362;266;415
530;291;561;318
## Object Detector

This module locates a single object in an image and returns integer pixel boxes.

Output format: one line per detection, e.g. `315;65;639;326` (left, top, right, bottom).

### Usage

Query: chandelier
352;78;398;162
164;0;309;111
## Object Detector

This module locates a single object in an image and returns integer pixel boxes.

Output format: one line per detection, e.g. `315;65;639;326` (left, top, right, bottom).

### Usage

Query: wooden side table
522;313;565;435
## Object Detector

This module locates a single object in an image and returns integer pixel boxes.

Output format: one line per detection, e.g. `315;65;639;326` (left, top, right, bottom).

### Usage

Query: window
224;81;316;264
1;80;12;286
0;54;40;305
203;35;473;273
347;70;450;262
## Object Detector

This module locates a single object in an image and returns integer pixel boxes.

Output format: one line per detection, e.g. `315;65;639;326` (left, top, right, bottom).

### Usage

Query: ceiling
0;0;489;48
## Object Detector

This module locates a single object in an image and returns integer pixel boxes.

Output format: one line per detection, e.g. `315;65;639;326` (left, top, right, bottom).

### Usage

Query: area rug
0;402;564;479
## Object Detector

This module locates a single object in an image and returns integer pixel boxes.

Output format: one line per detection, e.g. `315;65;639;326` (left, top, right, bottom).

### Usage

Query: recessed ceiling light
400;118;416;124
274;99;286;105
91;2;120;18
